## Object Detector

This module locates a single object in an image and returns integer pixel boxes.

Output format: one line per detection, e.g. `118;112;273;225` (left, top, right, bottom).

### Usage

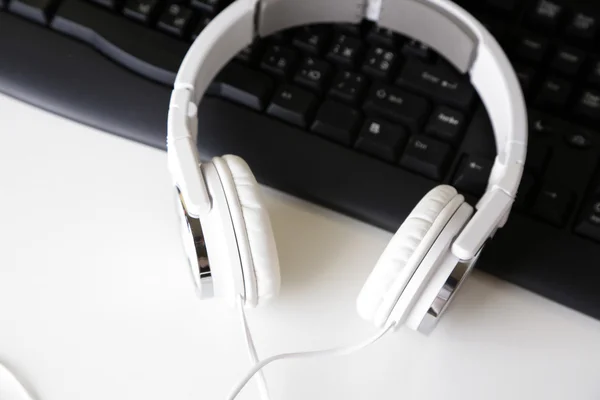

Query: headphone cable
236;295;271;400
228;318;396;400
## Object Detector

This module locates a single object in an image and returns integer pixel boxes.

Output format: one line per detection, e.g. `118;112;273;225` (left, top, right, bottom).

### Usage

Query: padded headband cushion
216;155;281;306
356;185;459;326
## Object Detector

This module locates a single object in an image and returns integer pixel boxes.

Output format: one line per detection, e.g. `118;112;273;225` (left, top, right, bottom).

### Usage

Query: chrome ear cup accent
417;248;482;334
175;187;214;299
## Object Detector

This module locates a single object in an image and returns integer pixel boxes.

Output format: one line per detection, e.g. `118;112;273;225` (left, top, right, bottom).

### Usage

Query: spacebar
50;0;189;85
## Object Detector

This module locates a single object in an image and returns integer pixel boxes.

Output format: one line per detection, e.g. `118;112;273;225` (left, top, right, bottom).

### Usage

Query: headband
167;0;527;262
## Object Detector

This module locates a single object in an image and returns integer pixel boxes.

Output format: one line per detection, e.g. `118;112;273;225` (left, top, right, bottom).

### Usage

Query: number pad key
266;84;318;128
157;2;193;37
123;0;159;22
293;57;332;94
311;100;362;146
292;26;331;55
326;34;364;67
328;71;368;105
366;26;396;48
190;0;224;15
355;118;408;162
402;39;434;61
361;46;399;80
260;45;298;78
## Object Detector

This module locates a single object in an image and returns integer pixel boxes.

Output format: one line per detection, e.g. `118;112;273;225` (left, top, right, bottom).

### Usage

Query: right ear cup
356;185;464;328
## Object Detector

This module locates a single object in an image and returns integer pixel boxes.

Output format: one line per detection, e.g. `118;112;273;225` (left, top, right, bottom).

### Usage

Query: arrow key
532;184;575;227
452;155;493;197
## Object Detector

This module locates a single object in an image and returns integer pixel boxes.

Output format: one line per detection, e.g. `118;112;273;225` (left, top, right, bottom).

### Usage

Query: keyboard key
575;195;600;242
396;59;474;111
535;77;572;110
551;47;585;76
326;34;364;67
190;15;212;40
234;42;263;64
51;0;188;83
425;106;465;143
8;0;56;23
366;25;396;48
266;84;318;128
587;60;600;87
513;63;536;94
157;2;193;37
190;0;225;14
515;34;549;63
565;10;598;41
293;57;332;94
514;173;536;211
363;84;429;133
214;62;274;111
361;46;399;80
525;142;551;176
355;118;408;162
532;184;574;227
400;135;452;181
88;0;118;9
260;45;298;78
574;89;600;121
528;113;560;137
311;100;361;146
123;0;159;22
452;155;493;196
402;39;434;62
328;71;368;105
292;26;331;55
528;0;564;31
564;130;593;149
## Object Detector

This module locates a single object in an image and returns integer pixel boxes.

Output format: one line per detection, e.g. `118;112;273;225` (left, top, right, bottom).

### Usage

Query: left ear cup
212;155;281;307
356;185;464;328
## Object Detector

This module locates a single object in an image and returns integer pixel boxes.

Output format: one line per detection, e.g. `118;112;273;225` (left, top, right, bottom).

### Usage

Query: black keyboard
1;0;600;320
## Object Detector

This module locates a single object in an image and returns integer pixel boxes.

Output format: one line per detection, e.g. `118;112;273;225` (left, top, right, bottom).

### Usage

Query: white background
1;93;600;400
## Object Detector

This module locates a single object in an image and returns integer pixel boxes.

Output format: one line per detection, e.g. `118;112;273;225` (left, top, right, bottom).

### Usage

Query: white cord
236;295;271;400
226;321;396;400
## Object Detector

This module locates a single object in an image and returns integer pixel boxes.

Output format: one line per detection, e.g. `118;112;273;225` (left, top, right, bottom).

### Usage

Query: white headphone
167;0;527;395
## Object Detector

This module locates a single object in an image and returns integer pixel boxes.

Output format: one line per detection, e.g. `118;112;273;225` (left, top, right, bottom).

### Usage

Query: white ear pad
212;155;281;307
356;185;463;328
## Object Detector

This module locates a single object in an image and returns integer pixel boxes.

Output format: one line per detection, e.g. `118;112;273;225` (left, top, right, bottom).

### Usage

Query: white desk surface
1;92;600;400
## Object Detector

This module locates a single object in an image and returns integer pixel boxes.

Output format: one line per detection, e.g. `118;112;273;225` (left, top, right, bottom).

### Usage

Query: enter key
396;58;475;111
